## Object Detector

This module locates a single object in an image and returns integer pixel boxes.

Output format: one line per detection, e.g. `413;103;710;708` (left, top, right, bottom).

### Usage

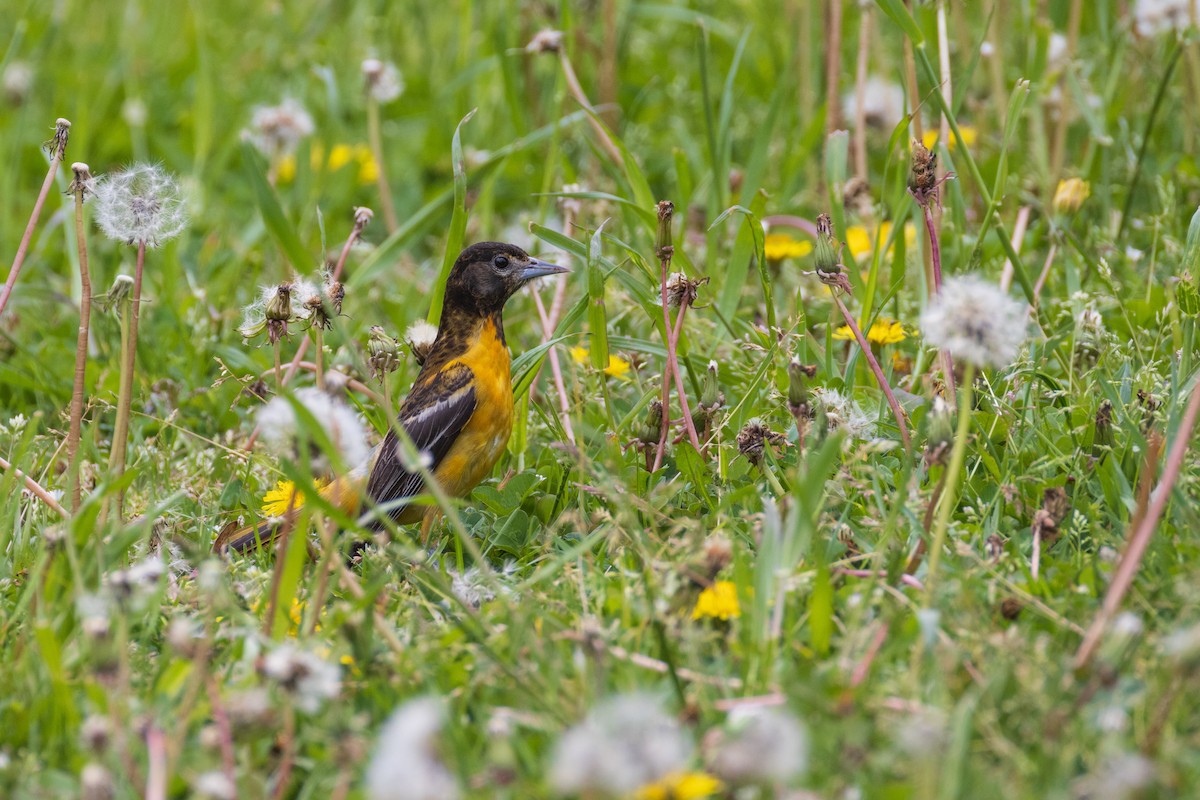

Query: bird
214;242;568;552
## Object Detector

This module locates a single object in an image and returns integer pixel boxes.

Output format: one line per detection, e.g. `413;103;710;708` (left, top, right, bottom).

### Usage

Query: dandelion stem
556;48;623;166
0;118;70;321
924;362;976;604
668;299;702;452
921;204;957;398
303;514;338;637
0;455;69;518
67;172;93;513
145;724;167;800
313;326;325;391
109;241;147;519
271;704;297;800
272;340;283;395
366;98;399;233
853;5;872;181
832;293;911;448
824;0;844;134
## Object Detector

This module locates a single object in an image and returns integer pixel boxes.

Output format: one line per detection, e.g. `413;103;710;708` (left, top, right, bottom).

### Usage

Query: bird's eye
494;256;509;270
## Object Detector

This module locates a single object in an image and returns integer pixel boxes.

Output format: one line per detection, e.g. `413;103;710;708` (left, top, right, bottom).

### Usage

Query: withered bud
45;117;71;159
656;200;675;260
634;399;663;446
266;282;293;344
701;360;724;410
909;139;938;199
736;418;786;467
353;206;374;231
81;715;111;755
324;277;344;317
787;359;817;413
368;325;401;380
526;29;564;54
305;295;332;330
98;274;135;314
665;271;708;309
701;536;733;578
925;395;955;465
1092;400;1113;460
812;213;852;293
69;162;92;196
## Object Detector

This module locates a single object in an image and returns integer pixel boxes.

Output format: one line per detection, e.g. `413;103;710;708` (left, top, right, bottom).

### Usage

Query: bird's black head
442;242;568;317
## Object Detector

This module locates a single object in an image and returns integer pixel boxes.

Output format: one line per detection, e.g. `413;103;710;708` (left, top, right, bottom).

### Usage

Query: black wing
364;362;476;522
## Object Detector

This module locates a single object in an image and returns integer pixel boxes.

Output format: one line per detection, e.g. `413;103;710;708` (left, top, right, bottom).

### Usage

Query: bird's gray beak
519;257;569;283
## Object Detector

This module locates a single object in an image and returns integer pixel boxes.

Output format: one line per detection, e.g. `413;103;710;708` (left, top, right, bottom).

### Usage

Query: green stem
366;97;399;233
924;362;976;604
313;327;324;392
67;184;93;513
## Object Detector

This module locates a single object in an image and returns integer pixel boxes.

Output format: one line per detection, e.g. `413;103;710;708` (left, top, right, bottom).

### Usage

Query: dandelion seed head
706;706;809;785
257;387;369;474
1132;0;1199;36
3;61;32;104
814;388;876;440
920;275;1027;368
406;320;440;366
526;29;564;54
362;59;405;104
449;567;496;609
192;772;236;800
245;98;314;158
260;643;340;713
366;697;461;800
550;693;691;795
1074;752;1155;800
81;762;114;800
843;77;906;128
92;163;187;246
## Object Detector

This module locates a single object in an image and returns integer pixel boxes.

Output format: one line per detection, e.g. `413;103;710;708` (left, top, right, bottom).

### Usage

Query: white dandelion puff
245;98;314;158
92;163;187;246
814;388;876;440
260;643;341;713
843;77;906;129
192;772;236;800
550;694;691;795
3;60;33;104
366;697;461;800
1132;0;1199;36
362;59;405;104
920;275;1027;368
256;387;370;475
706;706;809;785
405;320;440;366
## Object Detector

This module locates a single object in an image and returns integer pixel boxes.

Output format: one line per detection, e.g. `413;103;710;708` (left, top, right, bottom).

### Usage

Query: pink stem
145;725;167;800
652;257;674;472
532;288;576;443
0;130;67;320
1073;383;1200;671
832;294;911;448
668;301;702;451
0;455;68;518
835;568;924;591
923;205;957;399
762;214;819;238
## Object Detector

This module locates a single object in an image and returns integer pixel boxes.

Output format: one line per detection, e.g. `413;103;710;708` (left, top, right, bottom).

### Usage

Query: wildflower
92;163;187;246
260;478;329;517
842;77;906;128
921;125;979;150
550;694;691;796
259;643;341;713
736;419;787;467
833;317;908;345
2;60;32;104
245;98;314;159
706;706;808;785
1053;177;1091;215
363;58;405;103
920;275;1027;368
692;581;741;621
368;326;402;380
256;387;370;475
634;772;723;800
764;233;812;263
366;697;461;800
814;388;876;440
406;320;439;366
81;762;114;800
843;222;917;261
526;29;564;54
356;146;380;184
1132;0;1199;36
569;346;632;378
192;772;235;800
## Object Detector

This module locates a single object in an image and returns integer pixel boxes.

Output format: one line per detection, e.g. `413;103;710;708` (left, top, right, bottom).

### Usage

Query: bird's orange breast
432;318;514;498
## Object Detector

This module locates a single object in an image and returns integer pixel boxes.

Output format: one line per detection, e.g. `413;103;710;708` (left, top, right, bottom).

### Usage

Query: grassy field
3;0;1200;797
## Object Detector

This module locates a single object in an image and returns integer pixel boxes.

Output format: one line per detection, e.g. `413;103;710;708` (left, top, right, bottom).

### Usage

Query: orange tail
212;474;364;553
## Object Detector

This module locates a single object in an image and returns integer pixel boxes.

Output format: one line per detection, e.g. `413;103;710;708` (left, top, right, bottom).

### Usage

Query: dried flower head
81;715;111;755
92;163;187;246
81;762;114;800
259;643;341;713
256;387;370;475
814;388;876;440
366;697;461;800
526;29;564;54
98;274;135;315
664;272;708;309
908;139;939;200
550;694;691;795
362;58;405;104
2;60;32;105
920;275;1028;368
368;326;402;379
705;706;808;785
245;98;314;158
405;320;439;366
69;162;93;197
656;200;675;259
736;418;787;467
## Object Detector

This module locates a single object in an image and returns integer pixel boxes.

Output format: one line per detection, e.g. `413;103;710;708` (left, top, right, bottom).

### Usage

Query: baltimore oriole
215;242;567;552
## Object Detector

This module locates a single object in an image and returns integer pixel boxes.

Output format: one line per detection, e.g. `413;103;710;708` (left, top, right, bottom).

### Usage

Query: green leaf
809;563;833;655
587;221;610;371
428;108;477;325
240;142;312;271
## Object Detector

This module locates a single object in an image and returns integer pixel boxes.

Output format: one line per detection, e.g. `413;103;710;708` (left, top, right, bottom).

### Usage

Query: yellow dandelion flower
634;772;724;800
832;317;909;345
570;346;631;378
309;142;326;171
277;154;297;183
260;478;327;517
921;125;978;150
355;145;379;185
327;143;355;172
692;580;741;621
843;222;917;261
764;233;813;262
1053;177;1090;215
